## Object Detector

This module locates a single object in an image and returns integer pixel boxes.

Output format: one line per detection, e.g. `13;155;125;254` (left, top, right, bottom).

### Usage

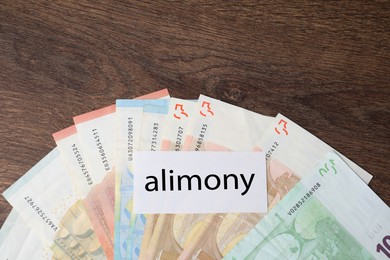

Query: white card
134;151;267;214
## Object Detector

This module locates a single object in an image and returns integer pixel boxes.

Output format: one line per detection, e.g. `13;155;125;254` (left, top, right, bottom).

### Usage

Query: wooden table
0;1;389;227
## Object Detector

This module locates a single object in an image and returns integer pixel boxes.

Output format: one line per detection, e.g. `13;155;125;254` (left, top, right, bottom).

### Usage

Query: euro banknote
53;125;107;258
256;113;372;211
114;98;169;259
74;105;117;259
3;148;105;259
175;95;274;259
225;151;389;259
120;100;170;259
140;98;196;260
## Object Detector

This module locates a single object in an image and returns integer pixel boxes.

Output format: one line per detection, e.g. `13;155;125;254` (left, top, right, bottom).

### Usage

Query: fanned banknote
225;152;389;259
140;98;196;260
74;105;118;259
3;148;105;259
256;113;372;211
175;95;274;260
124;100;170;258
53;125;107;257
0;209;53;259
114;96;169;259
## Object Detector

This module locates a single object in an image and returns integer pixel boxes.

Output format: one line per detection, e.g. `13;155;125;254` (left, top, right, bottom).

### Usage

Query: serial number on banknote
265;142;279;161
128;117;134;161
72;144;93;185
195;124;208;151
287;182;321;216
151;123;159;151
92;128;110;171
24;196;58;231
175;126;184;151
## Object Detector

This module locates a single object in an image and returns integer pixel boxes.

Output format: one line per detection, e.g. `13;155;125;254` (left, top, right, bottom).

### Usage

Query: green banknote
225;152;390;260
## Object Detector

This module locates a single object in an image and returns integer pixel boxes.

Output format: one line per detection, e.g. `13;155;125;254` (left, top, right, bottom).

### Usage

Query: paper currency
74;105;117;259
257;113;372;211
117;100;168;258
114;98;169;259
140;98;196;260
225;152;389;259
1;89;385;260
53;125;110;258
0;209;53;260
3;148;105;259
176;95;274;260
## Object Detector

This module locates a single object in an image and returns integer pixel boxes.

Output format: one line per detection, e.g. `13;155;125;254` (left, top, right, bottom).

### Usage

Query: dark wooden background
0;1;389;227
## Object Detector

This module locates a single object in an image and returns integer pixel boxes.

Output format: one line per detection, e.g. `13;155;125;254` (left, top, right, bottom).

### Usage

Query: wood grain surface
0;0;389;228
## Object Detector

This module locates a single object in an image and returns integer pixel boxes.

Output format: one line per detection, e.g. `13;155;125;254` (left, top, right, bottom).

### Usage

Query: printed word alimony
144;169;255;196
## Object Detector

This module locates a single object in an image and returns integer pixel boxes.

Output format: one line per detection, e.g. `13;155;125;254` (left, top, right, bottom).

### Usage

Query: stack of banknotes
1;88;389;260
